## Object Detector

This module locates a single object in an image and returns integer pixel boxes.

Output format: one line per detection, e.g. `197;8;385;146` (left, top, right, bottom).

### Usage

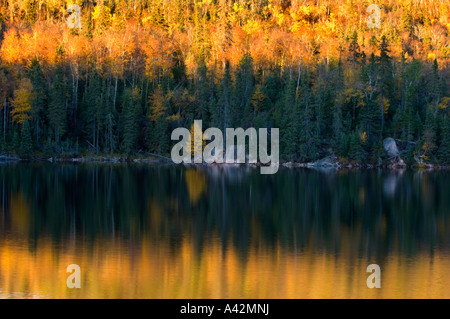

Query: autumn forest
0;0;448;164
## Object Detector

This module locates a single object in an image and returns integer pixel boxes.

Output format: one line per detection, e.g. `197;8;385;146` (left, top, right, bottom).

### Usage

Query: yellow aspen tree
11;78;34;124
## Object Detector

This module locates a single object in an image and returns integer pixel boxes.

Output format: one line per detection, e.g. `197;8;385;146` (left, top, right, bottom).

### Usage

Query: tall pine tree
20;118;33;158
48;68;68;150
29;58;47;146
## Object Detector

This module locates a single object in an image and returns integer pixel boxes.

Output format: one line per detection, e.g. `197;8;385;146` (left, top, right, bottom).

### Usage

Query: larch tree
11;78;34;125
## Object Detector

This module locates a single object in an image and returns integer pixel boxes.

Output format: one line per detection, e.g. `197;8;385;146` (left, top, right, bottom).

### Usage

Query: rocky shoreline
281;158;448;170
2;137;448;169
1;154;448;170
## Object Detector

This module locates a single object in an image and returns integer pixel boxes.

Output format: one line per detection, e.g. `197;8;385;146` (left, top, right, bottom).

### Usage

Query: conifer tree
438;116;450;164
281;78;299;160
122;87;141;155
348;31;361;65
349;130;365;162
234;53;254;127
195;61;211;123
29;58;47;146
48;68;68;150
421;108;437;160
148;86;169;155
11;130;19;154
377;35;393;136
298;70;319;161
44;137;53;157
217;61;232;133
81;69;103;153
20;118;33;158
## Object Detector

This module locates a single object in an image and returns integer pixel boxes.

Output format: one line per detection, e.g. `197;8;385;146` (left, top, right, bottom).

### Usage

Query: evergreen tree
298;70;319;161
29;58;47;146
81;69;103;153
20;118;33;158
217;61;232;133
11;130;19;154
195;61;211;123
358;99;380;148
333;58;346;152
48;68;68;150
148;86;169;155
349;130;365;162
429;59;442;111
332;102;344;149
43;137;53;157
281;78;299;160
348;31;361;65
421;108;437;159
438;116;450;164
339;134;350;159
121;87;141;155
398;59;422;143
377;35;394;136
234;53;254;127
153;116;169;155
263;67;282;113
105;112;117;154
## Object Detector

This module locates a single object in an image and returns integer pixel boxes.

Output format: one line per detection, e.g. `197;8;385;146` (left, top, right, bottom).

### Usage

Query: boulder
383;138;400;158
282;162;295;167
307;156;339;168
0;155;20;161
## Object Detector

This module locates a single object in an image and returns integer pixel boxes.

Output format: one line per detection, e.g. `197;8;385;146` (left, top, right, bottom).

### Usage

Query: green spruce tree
234;53;254;127
438;116;450;164
29;58;47;146
121;87;141;155
48;68;68;151
20;118;33;158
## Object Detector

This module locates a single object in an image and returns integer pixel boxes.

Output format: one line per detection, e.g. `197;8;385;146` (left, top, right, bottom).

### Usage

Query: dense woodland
0;0;448;164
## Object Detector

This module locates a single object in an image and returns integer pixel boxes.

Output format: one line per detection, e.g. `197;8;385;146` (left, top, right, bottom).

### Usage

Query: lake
0;163;449;298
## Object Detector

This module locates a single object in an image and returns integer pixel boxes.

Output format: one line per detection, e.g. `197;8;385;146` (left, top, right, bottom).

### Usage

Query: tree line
0;0;448;164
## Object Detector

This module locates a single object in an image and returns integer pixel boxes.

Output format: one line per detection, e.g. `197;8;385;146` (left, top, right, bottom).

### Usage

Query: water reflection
0;163;450;298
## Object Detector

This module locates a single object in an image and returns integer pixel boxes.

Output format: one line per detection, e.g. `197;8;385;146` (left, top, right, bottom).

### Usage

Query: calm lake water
0;163;449;298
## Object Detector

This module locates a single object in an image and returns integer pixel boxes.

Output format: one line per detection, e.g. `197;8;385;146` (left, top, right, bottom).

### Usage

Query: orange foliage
0;0;447;80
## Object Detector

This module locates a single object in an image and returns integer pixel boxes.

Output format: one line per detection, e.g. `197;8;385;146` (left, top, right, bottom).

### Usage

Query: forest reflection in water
0;163;449;298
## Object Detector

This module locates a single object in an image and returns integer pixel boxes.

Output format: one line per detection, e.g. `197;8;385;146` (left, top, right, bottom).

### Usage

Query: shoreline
1;154;449;170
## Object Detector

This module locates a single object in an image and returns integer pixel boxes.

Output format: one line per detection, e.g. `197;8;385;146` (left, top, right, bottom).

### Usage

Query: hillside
0;0;448;164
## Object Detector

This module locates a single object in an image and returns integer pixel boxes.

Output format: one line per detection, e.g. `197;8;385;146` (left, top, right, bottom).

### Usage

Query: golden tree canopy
11;78;34;124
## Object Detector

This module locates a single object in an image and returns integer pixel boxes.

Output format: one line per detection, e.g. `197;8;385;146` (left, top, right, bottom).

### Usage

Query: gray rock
282;162;295;167
0;155;20;161
383;138;399;157
307;156;339;168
